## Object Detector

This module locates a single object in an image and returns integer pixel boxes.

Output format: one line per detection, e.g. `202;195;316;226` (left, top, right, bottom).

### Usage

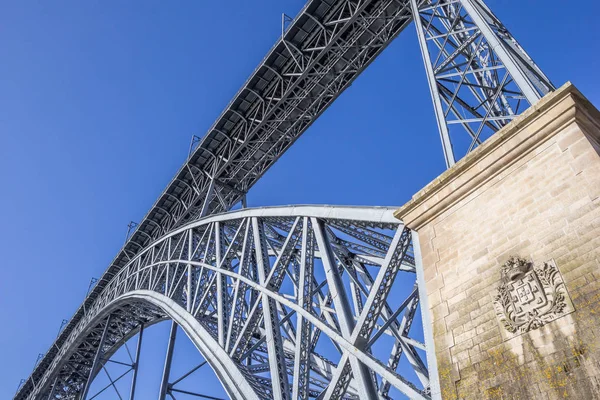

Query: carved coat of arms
493;256;574;338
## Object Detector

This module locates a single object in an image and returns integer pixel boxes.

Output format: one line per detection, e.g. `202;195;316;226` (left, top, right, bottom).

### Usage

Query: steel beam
410;0;456;167
80;315;112;400
128;324;144;400
158;321;178;400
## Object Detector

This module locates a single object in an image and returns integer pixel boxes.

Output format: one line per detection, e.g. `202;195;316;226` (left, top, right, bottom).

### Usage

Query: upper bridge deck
16;1;416;398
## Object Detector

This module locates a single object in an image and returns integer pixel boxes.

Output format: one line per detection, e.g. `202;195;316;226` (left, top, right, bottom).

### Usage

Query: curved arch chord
22;206;433;400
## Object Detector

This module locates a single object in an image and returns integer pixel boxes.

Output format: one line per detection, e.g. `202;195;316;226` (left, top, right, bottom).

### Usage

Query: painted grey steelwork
19;206;431;399
16;0;551;399
411;0;553;167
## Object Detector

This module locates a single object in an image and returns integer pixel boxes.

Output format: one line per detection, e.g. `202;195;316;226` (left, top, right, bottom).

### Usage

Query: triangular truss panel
21;207;433;399
410;0;553;166
16;0;554;399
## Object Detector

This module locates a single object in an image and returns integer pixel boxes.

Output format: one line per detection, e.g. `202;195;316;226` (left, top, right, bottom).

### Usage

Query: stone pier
395;82;600;399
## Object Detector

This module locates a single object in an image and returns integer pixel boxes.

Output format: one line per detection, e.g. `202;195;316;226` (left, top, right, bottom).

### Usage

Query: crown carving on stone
500;256;532;282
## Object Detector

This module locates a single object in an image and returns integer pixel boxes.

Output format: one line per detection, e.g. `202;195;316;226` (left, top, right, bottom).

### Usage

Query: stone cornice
394;82;600;230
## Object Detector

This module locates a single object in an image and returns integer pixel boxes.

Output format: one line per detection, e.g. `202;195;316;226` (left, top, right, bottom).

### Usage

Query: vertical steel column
411;0;554;166
252;217;291;400
187;229;193;313
473;0;553;93
199;178;216;218
291;217;310;400
80;315;112;400
410;0;456;168
412;231;441;399
129;323;144;400
312;218;378;400
215;221;226;347
158;321;178;400
458;0;542;103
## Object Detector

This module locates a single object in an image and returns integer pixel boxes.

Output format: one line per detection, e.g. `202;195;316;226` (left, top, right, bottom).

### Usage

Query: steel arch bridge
16;0;553;399
23;207;430;400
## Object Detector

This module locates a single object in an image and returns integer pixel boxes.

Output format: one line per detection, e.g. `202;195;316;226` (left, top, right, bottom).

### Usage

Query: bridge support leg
199;178;216;218
129;323;144;400
158;321;177;400
81;315;112;400
409;0;455;168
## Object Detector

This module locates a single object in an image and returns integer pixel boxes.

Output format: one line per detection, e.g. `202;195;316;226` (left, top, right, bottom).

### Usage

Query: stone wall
395;83;600;399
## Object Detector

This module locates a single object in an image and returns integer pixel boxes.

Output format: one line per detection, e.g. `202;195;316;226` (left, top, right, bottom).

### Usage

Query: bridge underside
21;206;434;400
14;0;556;397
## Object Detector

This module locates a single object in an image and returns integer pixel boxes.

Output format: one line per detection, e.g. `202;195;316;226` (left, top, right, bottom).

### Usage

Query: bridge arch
22;206;432;400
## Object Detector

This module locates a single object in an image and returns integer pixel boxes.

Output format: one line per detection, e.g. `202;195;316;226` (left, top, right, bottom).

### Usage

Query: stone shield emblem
493;256;574;338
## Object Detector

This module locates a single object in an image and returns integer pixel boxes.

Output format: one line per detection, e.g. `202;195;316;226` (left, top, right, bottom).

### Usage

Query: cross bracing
18;2;422;396
16;0;552;399
411;0;553;166
18;206;431;399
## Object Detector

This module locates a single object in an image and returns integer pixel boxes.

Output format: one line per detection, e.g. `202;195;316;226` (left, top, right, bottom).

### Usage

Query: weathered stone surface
396;82;600;399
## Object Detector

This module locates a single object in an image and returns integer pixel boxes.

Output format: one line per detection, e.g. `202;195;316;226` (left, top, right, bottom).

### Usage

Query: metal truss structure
17;207;432;399
410;0;553;166
16;0;551;399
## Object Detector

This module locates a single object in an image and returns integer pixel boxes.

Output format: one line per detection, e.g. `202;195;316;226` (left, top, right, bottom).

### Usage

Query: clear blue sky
1;1;598;398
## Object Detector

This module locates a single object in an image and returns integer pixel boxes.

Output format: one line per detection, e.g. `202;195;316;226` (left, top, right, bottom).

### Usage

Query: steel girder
18;206;433;400
19;5;420;392
410;0;554;166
